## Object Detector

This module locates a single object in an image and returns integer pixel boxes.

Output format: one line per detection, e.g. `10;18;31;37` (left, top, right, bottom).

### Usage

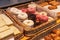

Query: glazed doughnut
48;5;57;10
23;20;34;27
40;2;48;7
39;12;47;16
28;3;37;8
49;1;59;6
9;7;22;14
48;17;53;21
18;13;28;20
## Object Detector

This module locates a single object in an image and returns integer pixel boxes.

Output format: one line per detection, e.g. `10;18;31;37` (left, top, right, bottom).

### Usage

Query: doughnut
39;12;47;16
49;1;59;6
48;17;53;21
48;5;57;10
9;7;22;14
17;13;28;20
28;3;37;8
28;13;36;22
23;20;34;27
40;2;48;7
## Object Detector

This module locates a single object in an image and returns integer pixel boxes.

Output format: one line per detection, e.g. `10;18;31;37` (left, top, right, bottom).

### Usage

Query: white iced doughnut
23;20;34;27
28;3;37;8
10;7;22;14
48;17;53;21
39;12;47;16
18;13;28;20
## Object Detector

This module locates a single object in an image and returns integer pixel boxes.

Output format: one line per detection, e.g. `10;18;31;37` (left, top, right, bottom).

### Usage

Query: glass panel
0;0;32;8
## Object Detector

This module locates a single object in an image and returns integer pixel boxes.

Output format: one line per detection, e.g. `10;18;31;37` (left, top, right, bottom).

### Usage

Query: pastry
54;37;60;40
0;15;6;27
28;13;36;22
0;28;13;39
0;14;13;25
9;25;21;35
44;35;53;40
39;12;47;16
23;20;34;27
9;7;22;14
49;1;59;6
28;3;37;8
44;29;60;40
52;29;60;35
21;8;28;13
40;2;48;7
0;26;9;32
36;15;48;22
27;7;36;13
48;5;57;10
17;13;28;20
51;33;58;38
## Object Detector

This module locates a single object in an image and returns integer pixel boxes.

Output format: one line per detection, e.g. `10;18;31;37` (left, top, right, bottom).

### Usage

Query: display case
5;2;56;37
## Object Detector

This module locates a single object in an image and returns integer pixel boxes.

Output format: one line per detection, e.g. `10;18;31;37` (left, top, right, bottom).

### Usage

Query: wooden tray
30;23;60;40
5;2;56;36
0;9;24;40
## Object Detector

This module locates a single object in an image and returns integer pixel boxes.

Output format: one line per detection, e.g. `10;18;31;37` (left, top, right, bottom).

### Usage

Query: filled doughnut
39;12;47;16
17;13;28;20
23;20;34;27
9;7;22;14
48;5;57;10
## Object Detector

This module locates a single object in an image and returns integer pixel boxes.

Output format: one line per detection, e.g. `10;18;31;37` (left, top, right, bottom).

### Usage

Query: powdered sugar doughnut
9;7;22;14
39;12;47;16
23;20;34;27
18;13;28;20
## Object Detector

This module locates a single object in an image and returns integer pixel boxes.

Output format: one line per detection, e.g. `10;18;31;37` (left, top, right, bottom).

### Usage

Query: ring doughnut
18;13;28;20
9;7;22;14
23;20;34;27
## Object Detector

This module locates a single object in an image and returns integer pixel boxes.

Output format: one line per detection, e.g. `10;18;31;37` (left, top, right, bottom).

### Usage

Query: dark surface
0;0;33;8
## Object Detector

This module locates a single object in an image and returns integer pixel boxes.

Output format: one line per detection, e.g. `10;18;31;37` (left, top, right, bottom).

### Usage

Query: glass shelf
0;0;32;8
